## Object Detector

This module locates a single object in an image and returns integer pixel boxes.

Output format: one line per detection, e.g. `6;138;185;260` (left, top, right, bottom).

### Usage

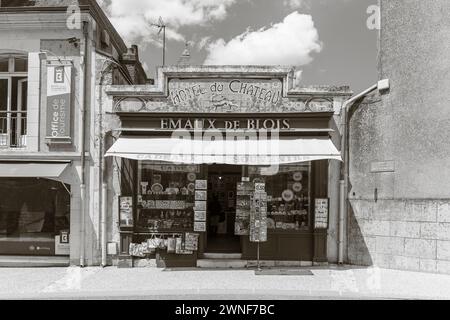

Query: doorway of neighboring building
206;164;242;253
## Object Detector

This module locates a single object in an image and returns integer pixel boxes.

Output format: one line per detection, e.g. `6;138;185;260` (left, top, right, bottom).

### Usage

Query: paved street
1;265;450;300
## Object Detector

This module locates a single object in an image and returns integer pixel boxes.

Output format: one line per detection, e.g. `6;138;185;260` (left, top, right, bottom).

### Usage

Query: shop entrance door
206;164;242;253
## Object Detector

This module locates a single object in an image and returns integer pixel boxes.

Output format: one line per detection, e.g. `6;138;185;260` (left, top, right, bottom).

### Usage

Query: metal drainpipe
80;21;89;268
339;84;379;265
99;63;109;268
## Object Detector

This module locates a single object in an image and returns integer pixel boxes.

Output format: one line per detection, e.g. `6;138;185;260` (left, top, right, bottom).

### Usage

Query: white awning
105;136;342;165
0;162;70;178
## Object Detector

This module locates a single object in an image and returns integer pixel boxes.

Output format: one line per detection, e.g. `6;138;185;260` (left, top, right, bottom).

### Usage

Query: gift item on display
293;172;303;182
167;237;176;253
187;183;195;193
194;211;207;222
194;221;206;232
153;175;162;184
195;191;207;201
141;182;149;195
151;183;164;194
184;233;199;251
282;190;295;202
293;182;303;193
187;173;197;182
195;180;208;190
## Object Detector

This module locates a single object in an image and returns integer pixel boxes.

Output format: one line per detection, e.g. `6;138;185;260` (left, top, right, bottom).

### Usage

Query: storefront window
136;162;207;233
0;178;71;256
249;163;311;231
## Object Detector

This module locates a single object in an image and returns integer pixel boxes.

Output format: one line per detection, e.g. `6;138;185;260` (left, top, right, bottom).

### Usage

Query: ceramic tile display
195;180;207;190
194;221;207;232
195;191;207;201
193;180;208;232
194;210;207;222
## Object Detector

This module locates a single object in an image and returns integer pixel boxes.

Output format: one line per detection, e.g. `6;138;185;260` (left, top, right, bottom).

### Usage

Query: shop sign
60;231;69;244
55;235;70;256
46;64;72;143
314;198;329;229
168;78;283;112
161;118;291;131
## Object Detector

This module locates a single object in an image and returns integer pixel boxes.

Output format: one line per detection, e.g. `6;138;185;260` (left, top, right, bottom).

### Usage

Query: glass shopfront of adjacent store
0;178;71;256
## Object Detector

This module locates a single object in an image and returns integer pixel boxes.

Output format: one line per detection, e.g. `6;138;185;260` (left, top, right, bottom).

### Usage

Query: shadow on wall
347;200;374;267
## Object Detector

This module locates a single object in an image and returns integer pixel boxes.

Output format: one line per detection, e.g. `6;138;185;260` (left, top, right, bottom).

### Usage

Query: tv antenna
151;17;166;66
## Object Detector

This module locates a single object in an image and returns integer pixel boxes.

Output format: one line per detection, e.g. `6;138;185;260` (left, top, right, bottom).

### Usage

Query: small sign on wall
314;198;329;230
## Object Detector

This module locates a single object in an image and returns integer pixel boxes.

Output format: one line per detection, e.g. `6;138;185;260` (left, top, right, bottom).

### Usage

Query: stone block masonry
348;199;450;274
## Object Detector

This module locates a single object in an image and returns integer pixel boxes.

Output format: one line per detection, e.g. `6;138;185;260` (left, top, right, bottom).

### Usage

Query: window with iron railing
0;54;28;148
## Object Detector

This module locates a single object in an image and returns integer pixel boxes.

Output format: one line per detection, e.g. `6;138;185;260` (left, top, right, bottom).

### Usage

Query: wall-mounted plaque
314;198;329;229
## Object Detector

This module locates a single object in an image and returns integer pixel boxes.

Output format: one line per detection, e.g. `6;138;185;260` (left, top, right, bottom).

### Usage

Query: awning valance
105;136;342;165
0;162;70;178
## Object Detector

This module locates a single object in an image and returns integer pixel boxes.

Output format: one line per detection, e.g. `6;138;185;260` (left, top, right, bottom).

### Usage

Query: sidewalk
0;265;449;300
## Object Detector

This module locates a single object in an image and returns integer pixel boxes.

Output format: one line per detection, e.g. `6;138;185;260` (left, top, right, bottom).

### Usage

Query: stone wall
349;199;450;273
347;0;450;273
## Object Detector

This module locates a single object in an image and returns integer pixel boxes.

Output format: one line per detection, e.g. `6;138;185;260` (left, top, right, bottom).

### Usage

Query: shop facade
0;1;147;266
104;66;351;268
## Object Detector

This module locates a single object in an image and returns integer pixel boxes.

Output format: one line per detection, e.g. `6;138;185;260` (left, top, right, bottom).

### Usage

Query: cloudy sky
98;0;378;93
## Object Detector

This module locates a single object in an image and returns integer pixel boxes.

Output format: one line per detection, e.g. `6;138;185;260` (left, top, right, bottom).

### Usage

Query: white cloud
98;0;237;46
284;0;304;9
197;36;212;50
204;11;322;66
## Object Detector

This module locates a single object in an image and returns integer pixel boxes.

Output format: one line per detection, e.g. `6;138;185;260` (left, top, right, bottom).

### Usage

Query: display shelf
133;230;193;235
140;194;195;199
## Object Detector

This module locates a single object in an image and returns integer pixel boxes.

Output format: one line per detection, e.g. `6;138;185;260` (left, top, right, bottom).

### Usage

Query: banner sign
46;64;72;142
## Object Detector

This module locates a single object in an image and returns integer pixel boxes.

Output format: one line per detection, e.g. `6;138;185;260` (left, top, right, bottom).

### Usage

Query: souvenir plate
187;183;195;193
293;182;303;193
293;172;303;182
187;173;197;182
151;183;164;194
282;189;295;202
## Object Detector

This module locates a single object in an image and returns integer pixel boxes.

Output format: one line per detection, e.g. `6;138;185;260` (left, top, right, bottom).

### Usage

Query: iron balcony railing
0;111;27;148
